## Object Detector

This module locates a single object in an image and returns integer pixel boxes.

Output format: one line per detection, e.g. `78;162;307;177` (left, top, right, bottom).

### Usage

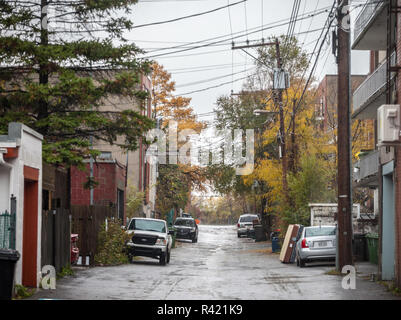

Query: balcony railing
354;0;386;44
353;51;396;117
354;150;379;182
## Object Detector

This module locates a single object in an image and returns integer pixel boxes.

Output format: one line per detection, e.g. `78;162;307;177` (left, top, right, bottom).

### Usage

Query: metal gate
0;196;16;249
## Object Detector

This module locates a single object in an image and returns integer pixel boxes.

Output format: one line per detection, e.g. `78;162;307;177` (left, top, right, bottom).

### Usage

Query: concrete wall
0;123;43;287
309;203;360;227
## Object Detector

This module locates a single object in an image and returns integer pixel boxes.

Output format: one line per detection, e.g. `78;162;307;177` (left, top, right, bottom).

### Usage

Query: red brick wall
70;162;126;207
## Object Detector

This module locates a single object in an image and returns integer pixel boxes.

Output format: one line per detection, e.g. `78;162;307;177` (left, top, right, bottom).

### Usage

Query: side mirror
168;230;175;235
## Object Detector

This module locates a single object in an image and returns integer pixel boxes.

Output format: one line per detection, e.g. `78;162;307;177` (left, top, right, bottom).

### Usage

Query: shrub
94;219;131;266
14;284;35;299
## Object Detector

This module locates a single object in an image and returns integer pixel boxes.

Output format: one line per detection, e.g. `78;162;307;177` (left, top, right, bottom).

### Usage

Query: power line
132;0;247;29
141;5;333;58
290;2;337;125
175;67;255;88
176;72;256;96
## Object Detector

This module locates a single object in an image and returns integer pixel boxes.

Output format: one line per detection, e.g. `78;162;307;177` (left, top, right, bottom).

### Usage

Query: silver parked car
237;214;260;238
295;225;337;267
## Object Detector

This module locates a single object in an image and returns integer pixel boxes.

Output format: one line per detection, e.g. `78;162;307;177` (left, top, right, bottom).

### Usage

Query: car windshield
240;215;259;223
129;219;166;233
174;219;195;227
305;226;336;237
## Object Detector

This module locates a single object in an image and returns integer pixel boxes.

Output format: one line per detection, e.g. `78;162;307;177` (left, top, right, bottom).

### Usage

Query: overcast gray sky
128;0;370;120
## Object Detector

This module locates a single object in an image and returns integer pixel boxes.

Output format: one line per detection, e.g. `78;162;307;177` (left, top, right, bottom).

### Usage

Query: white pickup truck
125;218;173;265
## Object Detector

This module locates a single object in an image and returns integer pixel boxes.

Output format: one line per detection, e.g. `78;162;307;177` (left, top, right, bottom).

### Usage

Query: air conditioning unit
377;104;400;146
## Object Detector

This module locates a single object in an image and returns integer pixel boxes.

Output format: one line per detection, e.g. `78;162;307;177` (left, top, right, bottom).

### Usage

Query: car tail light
237;223;240;228
301;238;309;248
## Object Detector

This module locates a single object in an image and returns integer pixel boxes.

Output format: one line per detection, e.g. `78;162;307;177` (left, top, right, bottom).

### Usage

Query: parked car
181;213;192;218
295;225;337;267
125;218;173;265
173;217;198;243
237;214;260;238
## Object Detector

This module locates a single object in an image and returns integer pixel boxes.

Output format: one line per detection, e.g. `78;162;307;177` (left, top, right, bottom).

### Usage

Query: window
240;215;259;223
174;219;195;227
128;219;166;233
305;226;336;237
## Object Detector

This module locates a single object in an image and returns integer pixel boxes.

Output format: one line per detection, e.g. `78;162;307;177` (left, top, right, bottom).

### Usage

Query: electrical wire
141;5;333;58
132;0;247;29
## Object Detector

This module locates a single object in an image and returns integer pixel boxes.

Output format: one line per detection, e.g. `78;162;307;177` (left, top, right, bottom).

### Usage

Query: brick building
89;72;157;220
70;156;127;221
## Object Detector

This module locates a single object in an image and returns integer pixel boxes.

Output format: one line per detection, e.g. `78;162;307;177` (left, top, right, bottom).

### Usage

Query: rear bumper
299;248;336;261
176;232;196;240
238;228;255;236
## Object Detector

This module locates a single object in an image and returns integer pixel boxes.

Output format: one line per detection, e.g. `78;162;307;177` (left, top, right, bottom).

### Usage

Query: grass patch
57;265;74;279
13;284;35;299
325;269;343;276
377;280;401;297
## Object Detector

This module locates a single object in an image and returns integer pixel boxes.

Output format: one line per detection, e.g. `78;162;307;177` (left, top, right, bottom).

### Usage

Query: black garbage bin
353;233;368;262
0;249;20;300
254;225;267;242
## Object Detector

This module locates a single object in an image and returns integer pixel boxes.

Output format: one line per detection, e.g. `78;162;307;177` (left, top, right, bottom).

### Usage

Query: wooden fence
41;208;71;273
70;205;117;266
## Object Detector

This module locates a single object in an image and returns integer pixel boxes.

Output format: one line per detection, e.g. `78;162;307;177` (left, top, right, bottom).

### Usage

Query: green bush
94;219;131;266
57;265;74;279
14;284;35;299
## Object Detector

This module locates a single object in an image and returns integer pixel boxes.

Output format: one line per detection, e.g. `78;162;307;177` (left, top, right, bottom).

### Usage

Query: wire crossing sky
130;0;370;120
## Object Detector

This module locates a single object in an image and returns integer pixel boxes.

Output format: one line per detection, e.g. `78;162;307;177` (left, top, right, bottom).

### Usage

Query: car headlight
190;227;196;232
156;238;167;245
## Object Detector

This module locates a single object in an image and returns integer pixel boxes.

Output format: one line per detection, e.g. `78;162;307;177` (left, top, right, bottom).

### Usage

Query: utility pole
233;39;288;194
289;99;297;173
232;38;289;222
336;0;353;270
275;39;289;201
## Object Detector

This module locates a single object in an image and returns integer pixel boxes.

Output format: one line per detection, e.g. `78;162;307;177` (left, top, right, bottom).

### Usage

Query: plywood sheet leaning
279;224;294;262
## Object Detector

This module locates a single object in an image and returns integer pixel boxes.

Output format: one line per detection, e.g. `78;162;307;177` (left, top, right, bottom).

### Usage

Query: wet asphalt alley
30;225;401;300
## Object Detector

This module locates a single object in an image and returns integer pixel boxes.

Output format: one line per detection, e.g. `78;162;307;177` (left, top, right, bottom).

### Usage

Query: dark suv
174;217;198;243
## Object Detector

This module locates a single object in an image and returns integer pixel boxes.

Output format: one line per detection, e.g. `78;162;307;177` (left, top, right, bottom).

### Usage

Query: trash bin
0;249;20;300
366;233;379;264
271;237;281;253
353;233;368;262
254;225;266;242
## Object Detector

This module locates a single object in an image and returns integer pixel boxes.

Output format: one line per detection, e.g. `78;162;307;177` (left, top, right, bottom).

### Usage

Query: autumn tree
212;35;336;234
0;0;153;166
151;62;204;133
151;62;209;215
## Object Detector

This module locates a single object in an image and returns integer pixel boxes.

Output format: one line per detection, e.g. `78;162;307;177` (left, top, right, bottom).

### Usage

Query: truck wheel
128;254;133;264
167;250;170;264
192;236;197;243
159;252;167;266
